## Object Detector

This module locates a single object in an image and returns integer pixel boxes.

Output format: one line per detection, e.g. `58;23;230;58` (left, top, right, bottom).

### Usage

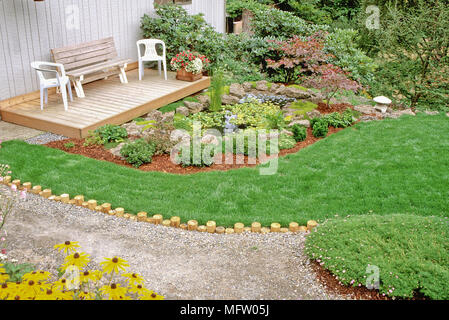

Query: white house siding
0;0;225;100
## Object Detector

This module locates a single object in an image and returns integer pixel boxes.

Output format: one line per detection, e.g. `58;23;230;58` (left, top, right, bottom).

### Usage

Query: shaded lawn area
1;114;448;227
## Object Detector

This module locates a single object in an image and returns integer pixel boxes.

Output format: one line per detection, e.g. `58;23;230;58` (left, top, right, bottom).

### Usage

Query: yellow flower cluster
0;241;164;300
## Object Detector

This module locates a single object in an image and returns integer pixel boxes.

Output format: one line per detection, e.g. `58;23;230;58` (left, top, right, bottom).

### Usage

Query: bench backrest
51;37;118;71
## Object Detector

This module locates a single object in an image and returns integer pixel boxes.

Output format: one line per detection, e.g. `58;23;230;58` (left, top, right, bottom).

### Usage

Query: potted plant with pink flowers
170;50;210;82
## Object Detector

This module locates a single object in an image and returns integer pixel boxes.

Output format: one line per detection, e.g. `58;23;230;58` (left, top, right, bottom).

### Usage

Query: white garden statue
373;96;392;114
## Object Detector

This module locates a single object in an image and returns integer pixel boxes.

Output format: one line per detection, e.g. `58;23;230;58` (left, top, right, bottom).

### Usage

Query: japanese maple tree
266;32;361;107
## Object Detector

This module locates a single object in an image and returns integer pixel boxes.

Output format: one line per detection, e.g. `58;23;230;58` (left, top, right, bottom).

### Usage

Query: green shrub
324;109;355;128
141;4;225;68
311;117;329;138
120;139;156;168
278;134;297;150
95;124;128;143
83;131;105;147
305;214;449;300
250;5;327;39
291;124;307;142
369;0;449;109
63;142;75;149
324;28;378;86
177;141;216;167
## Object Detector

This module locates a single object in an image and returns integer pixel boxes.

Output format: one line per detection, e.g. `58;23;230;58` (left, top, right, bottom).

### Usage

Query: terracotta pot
176;68;202;82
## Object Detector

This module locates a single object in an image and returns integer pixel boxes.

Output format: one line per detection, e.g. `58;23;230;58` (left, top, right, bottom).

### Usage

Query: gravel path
2;186;351;300
25;132;68;145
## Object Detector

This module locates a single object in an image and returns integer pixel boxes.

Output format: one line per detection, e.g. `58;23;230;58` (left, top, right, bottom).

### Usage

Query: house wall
0;0;226;101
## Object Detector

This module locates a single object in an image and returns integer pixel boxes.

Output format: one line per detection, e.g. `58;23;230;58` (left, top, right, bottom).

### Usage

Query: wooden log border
1;179;319;235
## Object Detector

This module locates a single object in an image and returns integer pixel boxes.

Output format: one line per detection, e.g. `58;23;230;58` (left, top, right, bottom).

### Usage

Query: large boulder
176;106;190;116
201;134;220;145
109;142;126;159
255;80;269;91
184;101;205;114
145;110;163;122
196;94;210;107
229;83;246;98
288;120;310;128
308;91;325;104
306;110;321;119
161;111;175;123
274;85;286;95
242;82;253;91
121;122;142;136
221;94;240;105
284;86;311;99
354;105;376;115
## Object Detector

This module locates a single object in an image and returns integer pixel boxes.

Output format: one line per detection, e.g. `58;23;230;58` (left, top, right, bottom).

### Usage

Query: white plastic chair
137;39;167;81
30;61;73;111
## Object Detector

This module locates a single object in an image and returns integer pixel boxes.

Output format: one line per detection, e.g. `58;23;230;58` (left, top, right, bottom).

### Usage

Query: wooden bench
51;37;132;98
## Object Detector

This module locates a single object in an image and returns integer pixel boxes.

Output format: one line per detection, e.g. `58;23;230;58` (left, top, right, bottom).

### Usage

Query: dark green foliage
306;214;449;299
141;4;224;67
2;262;34;282
120;139;156;168
63;142;75;149
95;124;128;144
177;141;216;167
250;5;327;39
291;124;307;142
324;109;354;128
311;117;329;138
371;1;449;109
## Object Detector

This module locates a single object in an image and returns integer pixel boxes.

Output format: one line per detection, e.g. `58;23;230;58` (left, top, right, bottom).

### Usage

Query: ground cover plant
305;214;449;299
0;114;448;227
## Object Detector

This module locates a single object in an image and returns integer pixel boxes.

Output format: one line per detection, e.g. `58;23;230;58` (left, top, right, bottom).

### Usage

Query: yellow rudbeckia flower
122;272;144;285
100;257;129;275
0;273;9;283
0;263;5;273
140;290;165;300
54;241;81;254
22;271;51;283
61;252;90;271
36;288;72;300
79;270;98;283
100;283;128;300
128;283;150;296
0;282;15;299
78;290;96;300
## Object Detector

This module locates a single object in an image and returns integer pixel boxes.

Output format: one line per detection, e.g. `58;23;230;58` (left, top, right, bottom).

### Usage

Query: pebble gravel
2;186;353;300
25;132;68;145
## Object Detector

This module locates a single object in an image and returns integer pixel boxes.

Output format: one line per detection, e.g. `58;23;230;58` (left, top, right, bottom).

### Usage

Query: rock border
2;177;318;235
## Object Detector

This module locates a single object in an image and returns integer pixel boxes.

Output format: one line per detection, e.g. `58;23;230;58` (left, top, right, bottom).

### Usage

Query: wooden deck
0;69;210;138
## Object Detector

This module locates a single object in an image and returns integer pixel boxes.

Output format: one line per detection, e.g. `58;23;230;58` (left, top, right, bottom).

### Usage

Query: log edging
2;178;319;235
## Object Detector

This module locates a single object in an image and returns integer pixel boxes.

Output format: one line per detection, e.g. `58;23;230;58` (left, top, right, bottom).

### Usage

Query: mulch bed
316;102;354;114
310;260;389;300
44;127;343;175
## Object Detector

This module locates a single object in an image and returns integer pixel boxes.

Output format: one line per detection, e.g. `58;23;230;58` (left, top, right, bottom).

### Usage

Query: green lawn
1;114;448;227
